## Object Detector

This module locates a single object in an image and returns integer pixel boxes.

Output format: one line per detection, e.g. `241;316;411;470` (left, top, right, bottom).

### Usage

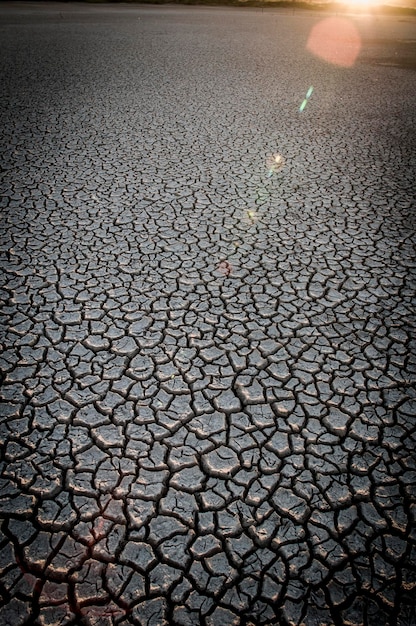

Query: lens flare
218;260;233;276
300;86;313;112
306;18;361;68
266;153;285;177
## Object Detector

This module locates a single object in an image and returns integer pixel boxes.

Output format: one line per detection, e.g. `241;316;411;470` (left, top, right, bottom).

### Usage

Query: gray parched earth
0;3;415;625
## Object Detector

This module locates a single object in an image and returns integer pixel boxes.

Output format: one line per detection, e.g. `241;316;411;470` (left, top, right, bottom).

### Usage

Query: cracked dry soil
0;4;415;626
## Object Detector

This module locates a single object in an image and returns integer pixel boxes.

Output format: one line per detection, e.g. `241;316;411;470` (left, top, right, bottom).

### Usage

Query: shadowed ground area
0;3;415;625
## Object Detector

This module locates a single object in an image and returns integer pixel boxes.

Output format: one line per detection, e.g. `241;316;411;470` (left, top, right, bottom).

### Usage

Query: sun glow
345;0;379;9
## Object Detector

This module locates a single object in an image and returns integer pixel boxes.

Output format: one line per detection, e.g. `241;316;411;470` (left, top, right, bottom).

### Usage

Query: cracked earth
0;3;416;625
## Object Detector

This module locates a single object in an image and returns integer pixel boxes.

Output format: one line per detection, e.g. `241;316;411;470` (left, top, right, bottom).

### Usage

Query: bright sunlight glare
346;0;379;9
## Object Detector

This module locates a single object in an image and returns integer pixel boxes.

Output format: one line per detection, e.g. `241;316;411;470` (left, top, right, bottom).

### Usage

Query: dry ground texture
0;3;416;625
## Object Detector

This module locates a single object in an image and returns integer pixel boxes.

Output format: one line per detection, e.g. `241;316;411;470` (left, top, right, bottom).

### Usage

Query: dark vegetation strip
14;0;416;17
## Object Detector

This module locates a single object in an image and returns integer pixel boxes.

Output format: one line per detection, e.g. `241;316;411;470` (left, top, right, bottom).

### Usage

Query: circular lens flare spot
307;18;361;68
218;261;233;276
266;153;285;177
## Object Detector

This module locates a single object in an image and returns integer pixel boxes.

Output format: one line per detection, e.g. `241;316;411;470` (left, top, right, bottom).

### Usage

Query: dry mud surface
0;3;416;625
